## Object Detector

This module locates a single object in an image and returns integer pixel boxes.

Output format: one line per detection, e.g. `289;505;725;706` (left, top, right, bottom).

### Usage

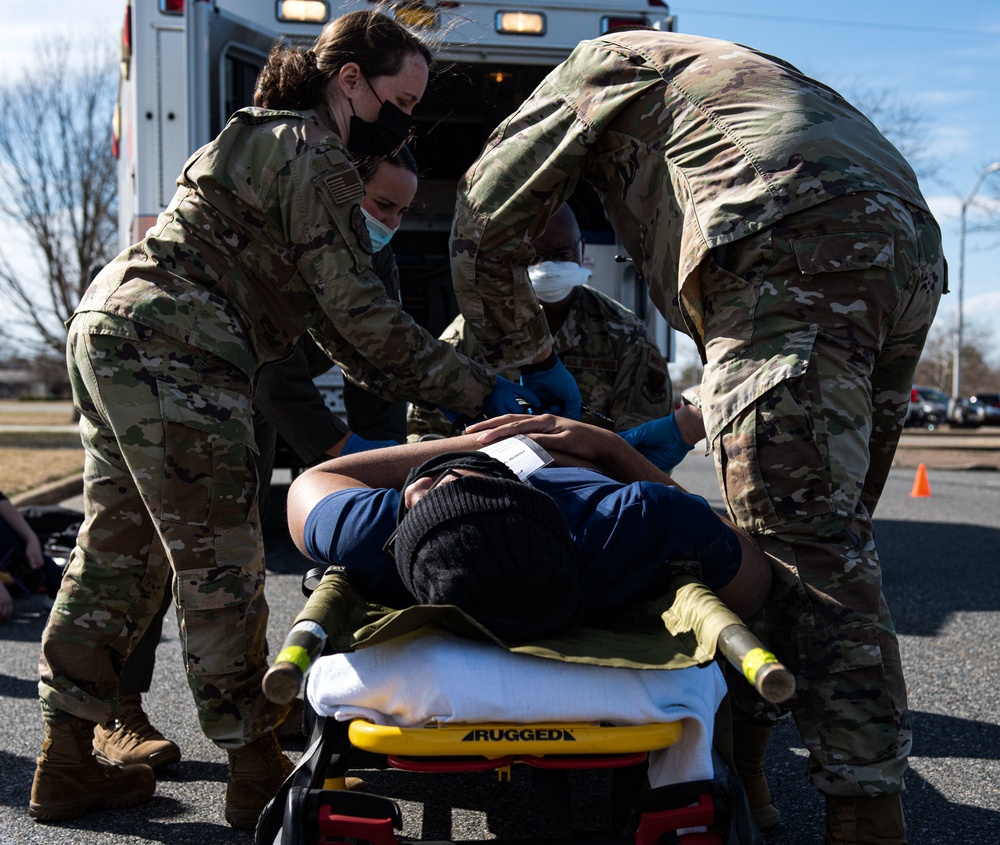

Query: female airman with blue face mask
358;146;419;254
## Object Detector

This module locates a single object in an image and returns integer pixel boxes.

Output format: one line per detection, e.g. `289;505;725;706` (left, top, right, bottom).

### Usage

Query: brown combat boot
92;693;182;770
29;717;156;821
825;793;907;845
224;731;295;829
732;720;780;830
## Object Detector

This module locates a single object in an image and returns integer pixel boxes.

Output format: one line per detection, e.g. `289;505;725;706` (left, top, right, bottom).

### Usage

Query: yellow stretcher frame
346;719;684;760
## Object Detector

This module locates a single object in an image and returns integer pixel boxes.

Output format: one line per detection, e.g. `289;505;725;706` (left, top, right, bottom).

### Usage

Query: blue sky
2;1;999;369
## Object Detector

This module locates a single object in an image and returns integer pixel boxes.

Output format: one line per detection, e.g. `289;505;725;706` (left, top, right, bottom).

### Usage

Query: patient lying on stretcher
276;414;778;816
287;413;771;635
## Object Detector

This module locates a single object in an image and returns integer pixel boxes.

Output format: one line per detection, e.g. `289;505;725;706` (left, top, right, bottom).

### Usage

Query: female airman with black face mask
33;9;537;830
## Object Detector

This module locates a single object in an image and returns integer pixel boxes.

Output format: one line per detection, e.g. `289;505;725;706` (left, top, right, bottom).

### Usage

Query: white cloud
966;288;1000;315
926;194;963;222
0;1;122;78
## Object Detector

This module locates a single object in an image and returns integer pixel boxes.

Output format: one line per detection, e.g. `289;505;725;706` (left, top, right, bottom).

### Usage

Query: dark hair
254;10;433;110
355;143;420;183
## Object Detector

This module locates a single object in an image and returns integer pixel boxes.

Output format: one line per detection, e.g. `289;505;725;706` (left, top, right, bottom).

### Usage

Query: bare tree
978;169;1000;236
0;37;118;356
914;319;1000;395
843;85;939;181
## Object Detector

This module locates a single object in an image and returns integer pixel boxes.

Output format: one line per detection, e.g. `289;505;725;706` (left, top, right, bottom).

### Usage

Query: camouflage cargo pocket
175;565;249;676
158;380;256;527
702;326;830;531
790;231;894;275
796;621;900;766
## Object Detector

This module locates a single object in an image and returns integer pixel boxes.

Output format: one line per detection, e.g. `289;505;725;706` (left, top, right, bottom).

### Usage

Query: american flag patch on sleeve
323;169;364;204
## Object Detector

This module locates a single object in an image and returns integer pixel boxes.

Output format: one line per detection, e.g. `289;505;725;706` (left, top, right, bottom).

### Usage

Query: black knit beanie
394;462;584;643
396;451;520;523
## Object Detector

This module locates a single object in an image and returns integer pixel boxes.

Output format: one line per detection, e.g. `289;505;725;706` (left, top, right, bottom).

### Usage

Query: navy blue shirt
302;465;741;620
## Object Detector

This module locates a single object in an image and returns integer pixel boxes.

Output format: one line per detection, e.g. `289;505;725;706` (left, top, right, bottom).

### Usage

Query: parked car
963;392;1000;427
905;386;950;429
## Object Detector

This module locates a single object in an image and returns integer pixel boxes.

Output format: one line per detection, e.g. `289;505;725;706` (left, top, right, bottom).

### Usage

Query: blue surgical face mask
361;206;398;252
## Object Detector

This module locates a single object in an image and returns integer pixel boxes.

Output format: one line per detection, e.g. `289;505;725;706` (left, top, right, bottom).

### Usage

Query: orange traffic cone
910;463;931;498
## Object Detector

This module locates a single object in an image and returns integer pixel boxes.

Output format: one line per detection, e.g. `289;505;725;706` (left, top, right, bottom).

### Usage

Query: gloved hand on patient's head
393;452;583;642
481;376;541;418
437;376;539;429
518;351;582;419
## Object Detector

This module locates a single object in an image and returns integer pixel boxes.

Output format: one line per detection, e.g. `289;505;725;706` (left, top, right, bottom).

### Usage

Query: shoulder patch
351;204;374;254
231;106;305;125
323;169;365;205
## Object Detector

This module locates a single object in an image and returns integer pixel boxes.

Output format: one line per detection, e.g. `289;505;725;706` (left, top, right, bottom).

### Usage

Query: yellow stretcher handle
718;625;796;704
347;720;682;758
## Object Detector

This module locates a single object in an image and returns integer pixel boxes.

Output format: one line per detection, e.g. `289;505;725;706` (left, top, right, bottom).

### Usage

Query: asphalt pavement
1;455;999;844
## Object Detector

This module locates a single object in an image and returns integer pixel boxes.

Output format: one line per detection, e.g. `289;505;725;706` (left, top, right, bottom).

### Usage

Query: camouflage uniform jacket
254;244;407;463
77;106;492;416
451;30;929;365
408;285;671;439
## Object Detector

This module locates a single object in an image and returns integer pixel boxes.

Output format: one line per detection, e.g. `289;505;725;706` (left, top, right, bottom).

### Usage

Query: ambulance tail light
601;16;648;34
495;11;546;36
121;4;132;68
159;0;184;15
277;1;330;23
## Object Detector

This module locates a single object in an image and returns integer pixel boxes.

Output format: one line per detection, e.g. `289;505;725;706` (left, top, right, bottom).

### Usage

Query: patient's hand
468;413;686;490
468;414;619;469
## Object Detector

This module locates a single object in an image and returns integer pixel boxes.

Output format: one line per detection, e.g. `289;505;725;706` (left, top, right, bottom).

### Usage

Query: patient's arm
288;430;522;559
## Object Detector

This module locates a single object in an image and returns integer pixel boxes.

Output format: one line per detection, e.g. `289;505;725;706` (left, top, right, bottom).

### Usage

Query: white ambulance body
115;0;676;412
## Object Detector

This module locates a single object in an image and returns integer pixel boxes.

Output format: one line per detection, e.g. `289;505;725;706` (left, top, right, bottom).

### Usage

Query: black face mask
348;94;413;156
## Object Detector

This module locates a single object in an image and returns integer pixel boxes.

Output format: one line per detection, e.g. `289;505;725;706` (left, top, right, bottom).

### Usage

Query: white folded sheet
306;629;726;786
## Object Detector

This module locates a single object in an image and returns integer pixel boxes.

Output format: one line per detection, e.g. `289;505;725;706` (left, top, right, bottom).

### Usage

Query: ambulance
114;0;676;420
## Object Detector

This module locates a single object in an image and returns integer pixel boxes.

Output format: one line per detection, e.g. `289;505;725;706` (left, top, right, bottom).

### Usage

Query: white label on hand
477;435;553;481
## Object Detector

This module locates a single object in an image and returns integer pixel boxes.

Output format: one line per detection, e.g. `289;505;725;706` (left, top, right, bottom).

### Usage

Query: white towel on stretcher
306;629;727;787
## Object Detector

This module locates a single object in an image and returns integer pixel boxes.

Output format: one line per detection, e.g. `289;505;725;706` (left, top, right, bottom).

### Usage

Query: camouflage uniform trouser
697;192;945;796
39;312;286;748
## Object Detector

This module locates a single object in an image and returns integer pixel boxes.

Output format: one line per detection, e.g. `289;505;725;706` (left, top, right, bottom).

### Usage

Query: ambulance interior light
392;2;440;28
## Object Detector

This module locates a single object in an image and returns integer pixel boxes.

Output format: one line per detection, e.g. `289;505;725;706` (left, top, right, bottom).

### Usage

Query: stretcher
256;567;794;845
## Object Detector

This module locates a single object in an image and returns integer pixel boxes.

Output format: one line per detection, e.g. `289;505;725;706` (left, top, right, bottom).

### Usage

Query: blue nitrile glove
481;375;541;418
436;377;540;428
519;351;582;420
619;414;694;473
340;433;399;455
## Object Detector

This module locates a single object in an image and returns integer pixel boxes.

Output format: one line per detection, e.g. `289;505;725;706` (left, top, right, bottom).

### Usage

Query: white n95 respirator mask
527;261;591;303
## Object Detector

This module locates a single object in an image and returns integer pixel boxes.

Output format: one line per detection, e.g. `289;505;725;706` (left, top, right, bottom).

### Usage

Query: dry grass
0;403;83;497
0;408;78;427
1;446;85;497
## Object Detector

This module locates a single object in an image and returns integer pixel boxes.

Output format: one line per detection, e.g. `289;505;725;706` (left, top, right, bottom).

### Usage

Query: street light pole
953;161;1000;400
